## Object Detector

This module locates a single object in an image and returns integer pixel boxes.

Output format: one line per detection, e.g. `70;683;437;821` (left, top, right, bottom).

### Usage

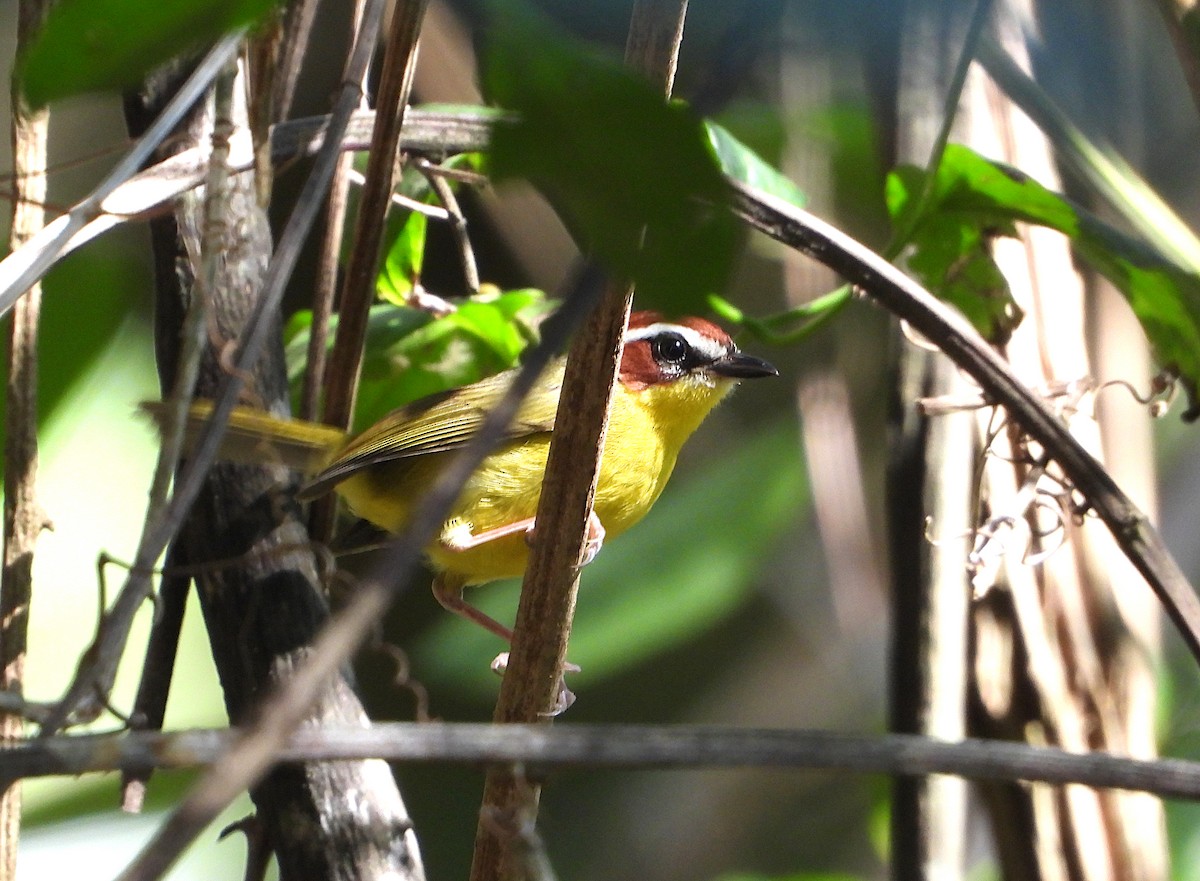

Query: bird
150;310;777;643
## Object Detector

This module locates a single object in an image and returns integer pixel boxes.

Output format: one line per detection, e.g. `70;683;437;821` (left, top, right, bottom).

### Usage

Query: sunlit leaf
706;120;805;209
378;211;428;305
889;143;1200;417
19;0;279;106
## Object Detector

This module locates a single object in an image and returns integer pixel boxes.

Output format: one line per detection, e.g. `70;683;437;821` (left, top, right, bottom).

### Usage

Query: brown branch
469;4;689;880
300;0;366;422
8;724;1200;802
320;1;429;420
729;181;1200;669
312;0;430;540
1;0;51;872
119;544;190;813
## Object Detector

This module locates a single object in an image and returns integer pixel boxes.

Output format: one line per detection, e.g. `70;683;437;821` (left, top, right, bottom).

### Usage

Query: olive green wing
297;362;562;500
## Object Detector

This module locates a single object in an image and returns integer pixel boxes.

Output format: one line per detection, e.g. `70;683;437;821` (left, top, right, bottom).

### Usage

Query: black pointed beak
708;349;779;379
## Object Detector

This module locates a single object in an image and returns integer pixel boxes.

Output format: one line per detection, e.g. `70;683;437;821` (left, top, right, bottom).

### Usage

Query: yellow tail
141;401;348;473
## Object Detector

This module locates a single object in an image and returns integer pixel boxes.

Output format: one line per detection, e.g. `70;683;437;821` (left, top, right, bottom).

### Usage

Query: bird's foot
491;652;580;716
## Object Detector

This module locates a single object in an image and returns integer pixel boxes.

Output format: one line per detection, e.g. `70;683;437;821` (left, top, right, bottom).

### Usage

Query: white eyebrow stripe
623;322;726;360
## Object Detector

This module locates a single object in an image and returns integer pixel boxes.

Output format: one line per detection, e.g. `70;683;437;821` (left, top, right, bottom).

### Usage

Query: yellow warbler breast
334;373;736;585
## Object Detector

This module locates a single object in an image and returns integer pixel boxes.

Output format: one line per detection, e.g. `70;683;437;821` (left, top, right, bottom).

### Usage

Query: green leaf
888;143;1200;417
378;211;428;305
411;420;806;695
19;0;279;107
481;0;737;310
706;120;806;209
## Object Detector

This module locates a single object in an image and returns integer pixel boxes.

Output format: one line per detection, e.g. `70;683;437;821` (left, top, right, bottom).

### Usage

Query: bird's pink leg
431;573;514;643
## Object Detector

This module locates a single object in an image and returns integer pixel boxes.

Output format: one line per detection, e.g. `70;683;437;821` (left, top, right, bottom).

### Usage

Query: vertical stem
313;0;429;540
468;4;689;880
300;0;367;422
2;0;50;875
320;0;430;431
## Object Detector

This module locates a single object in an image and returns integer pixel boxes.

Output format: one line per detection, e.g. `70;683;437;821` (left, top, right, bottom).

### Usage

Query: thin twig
729;180;1200;669
313;0;430;540
1;0;51;870
415;157;480;293
470;4;688;880
272;0;321;122
300;0;368;422
5;724;1200;802
120;543;190;814
320;0;430;429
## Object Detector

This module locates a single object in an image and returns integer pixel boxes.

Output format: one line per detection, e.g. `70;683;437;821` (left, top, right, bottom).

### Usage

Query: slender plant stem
312;0;430;540
1;0;51;872
320;0;429;431
469;4;688;880
300;0;368;422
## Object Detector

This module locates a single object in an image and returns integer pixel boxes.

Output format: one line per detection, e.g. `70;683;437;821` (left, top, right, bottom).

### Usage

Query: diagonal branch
729;180;1200;669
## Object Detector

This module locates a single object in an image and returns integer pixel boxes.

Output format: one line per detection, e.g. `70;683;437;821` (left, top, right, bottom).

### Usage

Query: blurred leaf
888;143;1200;417
715;874;863;881
285;289;549;431
481;0;737;311
378;211;428;304
706;120;805;208
19;0;279;106
412;420;805;695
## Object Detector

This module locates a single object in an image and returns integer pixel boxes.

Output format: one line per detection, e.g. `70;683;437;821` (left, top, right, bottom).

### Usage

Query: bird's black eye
652;332;690;366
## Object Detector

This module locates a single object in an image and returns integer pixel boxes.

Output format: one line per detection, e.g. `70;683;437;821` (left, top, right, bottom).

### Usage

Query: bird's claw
490;652;580;715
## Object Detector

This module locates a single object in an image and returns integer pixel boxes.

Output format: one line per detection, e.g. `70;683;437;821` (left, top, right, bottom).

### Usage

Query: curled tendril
1095;370;1178;419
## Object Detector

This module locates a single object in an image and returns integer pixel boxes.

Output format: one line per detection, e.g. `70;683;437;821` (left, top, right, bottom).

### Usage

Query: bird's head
617;311;777;441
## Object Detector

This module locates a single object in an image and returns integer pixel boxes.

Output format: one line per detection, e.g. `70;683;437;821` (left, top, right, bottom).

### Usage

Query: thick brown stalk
468;3;689;880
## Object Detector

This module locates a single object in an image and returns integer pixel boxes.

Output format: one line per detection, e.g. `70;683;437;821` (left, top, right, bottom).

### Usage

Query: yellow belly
336;434;673;584
333;375;731;585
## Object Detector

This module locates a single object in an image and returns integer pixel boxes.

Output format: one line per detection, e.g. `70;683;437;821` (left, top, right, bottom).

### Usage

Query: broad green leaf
706;120;806;209
378;211;428;304
888;144;1200;417
411;420;805;695
19;0;279;106
481;0;737;310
